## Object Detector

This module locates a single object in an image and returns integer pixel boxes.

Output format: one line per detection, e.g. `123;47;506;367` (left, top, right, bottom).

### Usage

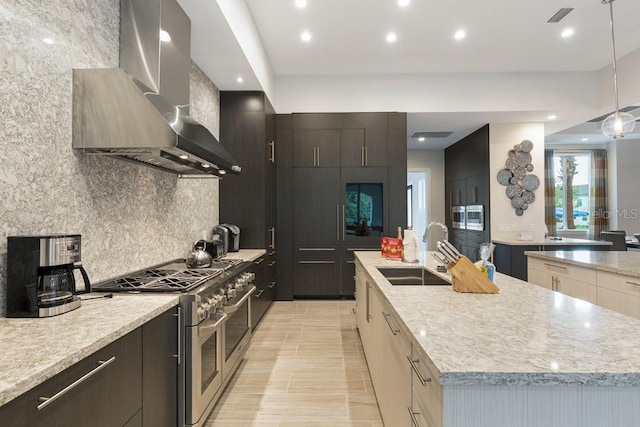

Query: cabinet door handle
382;311;399;335
269;140;275;163
544;263;567;270
361;146;365;167
255;258;265;265
254;289;265;298
299;247;335;252
298;260;336;264
365;146;368;166
337;205;340;241
347;260;355;264
407;356;432;386
342;205;346;241
352;307;358;314
38;356;116;411
268;281;276;289
556;277;561;291
268;250;276;256
316;146;320;166
174;307;181;365
268;261;277;267
269;227;275;249
626;281;640;288
407;406;421;427
313;146;317;166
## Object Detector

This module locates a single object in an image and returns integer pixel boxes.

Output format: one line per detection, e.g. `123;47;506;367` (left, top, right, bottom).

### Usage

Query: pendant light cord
604;0;620;114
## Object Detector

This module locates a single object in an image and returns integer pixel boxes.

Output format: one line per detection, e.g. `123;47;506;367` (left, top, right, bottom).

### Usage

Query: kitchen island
492;237;611;281
526;250;640;319
355;250;640;427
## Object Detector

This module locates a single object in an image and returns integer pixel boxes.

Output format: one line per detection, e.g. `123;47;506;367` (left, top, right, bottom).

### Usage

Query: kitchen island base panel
443;385;639;427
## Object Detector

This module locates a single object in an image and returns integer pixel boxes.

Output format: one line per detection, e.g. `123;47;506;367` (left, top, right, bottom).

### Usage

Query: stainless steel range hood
72;0;240;177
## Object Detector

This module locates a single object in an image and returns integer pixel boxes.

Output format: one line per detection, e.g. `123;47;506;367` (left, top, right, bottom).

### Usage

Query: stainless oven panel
451;206;466;229
185;311;226;426
222;285;255;379
466;205;484;231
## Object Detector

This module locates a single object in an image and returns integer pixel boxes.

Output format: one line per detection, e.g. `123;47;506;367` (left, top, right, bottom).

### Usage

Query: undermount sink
376;267;450;286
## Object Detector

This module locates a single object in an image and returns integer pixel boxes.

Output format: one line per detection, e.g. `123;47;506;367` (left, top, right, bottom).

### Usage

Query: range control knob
197;306;210;321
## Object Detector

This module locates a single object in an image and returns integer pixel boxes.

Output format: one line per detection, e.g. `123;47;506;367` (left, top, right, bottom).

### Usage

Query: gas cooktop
92;258;244;292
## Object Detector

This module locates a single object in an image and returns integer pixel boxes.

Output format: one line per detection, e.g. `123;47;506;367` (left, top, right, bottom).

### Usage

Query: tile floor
205;300;384;427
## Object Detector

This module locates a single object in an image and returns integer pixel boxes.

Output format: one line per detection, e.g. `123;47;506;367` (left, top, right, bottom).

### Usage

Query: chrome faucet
423;221;449;250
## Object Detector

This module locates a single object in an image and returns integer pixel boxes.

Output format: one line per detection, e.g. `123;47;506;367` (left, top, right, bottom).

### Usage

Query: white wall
489;123;546;241
607;137;640;235
407;149;445;251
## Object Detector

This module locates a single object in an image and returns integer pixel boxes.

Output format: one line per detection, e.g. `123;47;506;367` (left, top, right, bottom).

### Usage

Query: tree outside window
554;153;591;231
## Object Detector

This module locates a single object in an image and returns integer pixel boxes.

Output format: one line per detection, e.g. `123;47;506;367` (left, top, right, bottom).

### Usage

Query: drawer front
528;258;596;284
0;328;142;427
409;347;443;427
597;270;640;295
596;286;640;319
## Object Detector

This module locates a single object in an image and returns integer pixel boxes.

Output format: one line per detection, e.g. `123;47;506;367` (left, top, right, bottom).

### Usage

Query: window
553;152;591;231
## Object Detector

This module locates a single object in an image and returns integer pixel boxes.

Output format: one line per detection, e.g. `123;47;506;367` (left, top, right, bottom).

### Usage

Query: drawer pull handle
625;281;640;288
268;281;276;289
299;248;336;252
298;260;336;264
254;289;265;298
268;261;277;267
352;307;357;314
255;258;265;265
407;406;421;426
543;263;567;270
38;356;116;411
407;355;432;386
382;311;399;335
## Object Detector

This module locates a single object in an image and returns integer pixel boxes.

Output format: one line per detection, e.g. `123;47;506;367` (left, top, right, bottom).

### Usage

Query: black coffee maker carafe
6;235;91;317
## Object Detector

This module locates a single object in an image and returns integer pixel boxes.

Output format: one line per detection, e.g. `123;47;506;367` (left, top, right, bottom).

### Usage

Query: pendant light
601;0;635;139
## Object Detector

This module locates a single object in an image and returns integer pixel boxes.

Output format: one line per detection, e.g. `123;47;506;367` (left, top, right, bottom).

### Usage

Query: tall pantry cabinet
219;91;277;311
277;112;407;299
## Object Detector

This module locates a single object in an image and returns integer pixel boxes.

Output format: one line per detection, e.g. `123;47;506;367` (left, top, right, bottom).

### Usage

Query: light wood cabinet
596;270;640;318
528;258;597;304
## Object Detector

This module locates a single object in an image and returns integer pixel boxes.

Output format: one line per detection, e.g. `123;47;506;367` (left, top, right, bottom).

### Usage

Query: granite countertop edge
525;251;640;279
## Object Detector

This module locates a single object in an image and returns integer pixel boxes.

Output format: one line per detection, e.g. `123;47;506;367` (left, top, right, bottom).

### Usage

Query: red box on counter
381;237;403;260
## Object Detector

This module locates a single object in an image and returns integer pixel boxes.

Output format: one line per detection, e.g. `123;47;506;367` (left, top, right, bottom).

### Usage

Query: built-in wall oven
451;206;466;229
466;205;485;231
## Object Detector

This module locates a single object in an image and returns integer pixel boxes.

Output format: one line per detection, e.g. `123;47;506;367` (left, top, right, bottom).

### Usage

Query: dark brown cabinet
0;308;178;427
142;307;179;427
445;125;491;260
293;129;341;167
220;91;277;308
279;112;407;298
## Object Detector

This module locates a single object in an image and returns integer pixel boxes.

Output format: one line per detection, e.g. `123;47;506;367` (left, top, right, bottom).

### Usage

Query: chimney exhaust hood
72;0;240;178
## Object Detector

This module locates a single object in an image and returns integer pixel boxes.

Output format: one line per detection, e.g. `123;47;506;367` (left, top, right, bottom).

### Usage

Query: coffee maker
6;235;91;317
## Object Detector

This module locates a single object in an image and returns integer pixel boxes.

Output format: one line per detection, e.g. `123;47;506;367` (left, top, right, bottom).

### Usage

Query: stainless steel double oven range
93;258;256;427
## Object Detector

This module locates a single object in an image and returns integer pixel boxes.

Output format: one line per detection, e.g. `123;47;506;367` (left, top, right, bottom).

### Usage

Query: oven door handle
223;285;256;314
198;313;227;341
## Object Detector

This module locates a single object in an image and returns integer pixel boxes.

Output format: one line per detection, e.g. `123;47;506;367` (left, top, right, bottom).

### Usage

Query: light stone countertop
355;251;640;387
492;237;611;246
224;249;266;262
525;250;640;278
0;294;179;406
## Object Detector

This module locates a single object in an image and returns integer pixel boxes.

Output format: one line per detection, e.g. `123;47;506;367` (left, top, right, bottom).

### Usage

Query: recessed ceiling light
159;30;171;42
301;31;312;42
547;115;557;120
179;154;189;160
454;29;466;40
386;32;397;43
581;137;589;142
42;37;55;45
398;0;410;7
418;137;426;142
218;170;227;175
202;163;210;168
295;0;307;8
561;28;574;38
236;76;244;83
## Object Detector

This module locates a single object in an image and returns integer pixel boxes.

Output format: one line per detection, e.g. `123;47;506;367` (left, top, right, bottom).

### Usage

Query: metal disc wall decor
496;139;539;216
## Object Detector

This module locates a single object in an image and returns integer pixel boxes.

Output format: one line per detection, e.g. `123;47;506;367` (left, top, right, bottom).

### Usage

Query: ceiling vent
411;131;454;139
547;8;574;23
587;106;640;123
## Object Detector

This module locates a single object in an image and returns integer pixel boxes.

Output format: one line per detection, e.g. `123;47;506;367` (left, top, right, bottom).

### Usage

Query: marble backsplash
0;0;220;315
